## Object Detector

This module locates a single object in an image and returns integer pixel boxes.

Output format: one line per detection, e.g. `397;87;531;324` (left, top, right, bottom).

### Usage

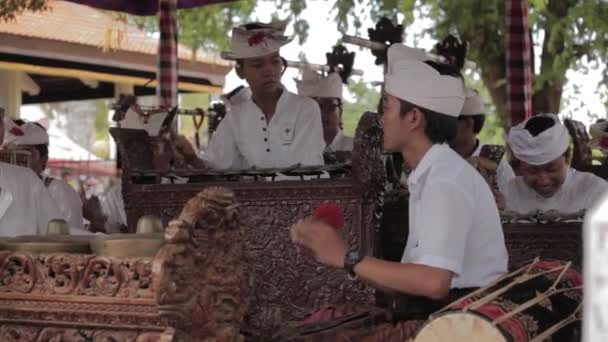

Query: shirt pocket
279;123;295;146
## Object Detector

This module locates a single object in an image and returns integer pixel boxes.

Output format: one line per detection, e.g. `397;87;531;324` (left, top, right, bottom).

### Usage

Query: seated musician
449;88;515;192
504;114;608;214
199;20;325;170
5;120;84;230
291;44;508;319
0;114;63;236
296;70;354;153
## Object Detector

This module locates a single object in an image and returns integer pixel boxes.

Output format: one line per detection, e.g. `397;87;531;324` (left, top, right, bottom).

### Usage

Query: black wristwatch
344;249;365;280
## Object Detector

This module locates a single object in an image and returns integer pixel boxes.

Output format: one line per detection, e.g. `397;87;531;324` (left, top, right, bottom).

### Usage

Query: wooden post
0;70;23;118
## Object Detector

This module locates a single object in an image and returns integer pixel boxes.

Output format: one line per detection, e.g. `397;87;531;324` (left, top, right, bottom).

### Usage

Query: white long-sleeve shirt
504;168;608;215
0;162;63;236
44;177;83;230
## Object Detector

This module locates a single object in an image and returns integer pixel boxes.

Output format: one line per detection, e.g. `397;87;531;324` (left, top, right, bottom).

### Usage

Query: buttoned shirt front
202;89;325;170
0;162;63;236
403;144;508;288
504;168;608;215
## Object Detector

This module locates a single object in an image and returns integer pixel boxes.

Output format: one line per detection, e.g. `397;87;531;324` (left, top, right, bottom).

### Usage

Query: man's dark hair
393;61;461;144
399;99;458;144
524;115;555;137
458;114;485;134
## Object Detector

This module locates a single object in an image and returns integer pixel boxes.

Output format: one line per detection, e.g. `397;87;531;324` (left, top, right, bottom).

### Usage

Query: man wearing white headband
196;20;324;170
450;88;515;193
505;114;607;214
0;114;63;236
290;44;507;319
296;70;354;152
5;121;84;230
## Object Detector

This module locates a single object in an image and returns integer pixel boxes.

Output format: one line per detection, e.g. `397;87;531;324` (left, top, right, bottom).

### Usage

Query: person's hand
172;134;207;169
173;134;198;160
477;157;498;172
82;196;107;233
290;217;348;268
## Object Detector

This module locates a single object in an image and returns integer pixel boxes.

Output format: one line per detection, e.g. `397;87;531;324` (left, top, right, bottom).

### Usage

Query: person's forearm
353;257;451;300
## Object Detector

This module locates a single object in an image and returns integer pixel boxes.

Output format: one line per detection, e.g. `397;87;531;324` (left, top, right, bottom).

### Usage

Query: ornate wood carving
0;188;252;341
564;118;593;170
118;112;385;338
503;222;582;269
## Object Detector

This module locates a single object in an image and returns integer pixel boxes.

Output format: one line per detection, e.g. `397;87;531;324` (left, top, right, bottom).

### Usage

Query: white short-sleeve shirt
0;162;63;236
504;168;608;215
202;89;325;170
403;144;508;289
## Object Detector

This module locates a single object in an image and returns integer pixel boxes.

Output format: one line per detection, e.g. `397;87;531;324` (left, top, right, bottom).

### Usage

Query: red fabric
158;0;178;109
506;0;533;126
247;32;267;46
314;202;344;229
9;127;24;136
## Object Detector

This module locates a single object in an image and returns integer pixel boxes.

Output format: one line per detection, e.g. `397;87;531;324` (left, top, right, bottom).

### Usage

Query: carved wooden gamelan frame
115;112;386;336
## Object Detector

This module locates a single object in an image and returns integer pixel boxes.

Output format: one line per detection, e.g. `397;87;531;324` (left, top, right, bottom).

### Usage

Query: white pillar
0;70;23;118
584;193;608;341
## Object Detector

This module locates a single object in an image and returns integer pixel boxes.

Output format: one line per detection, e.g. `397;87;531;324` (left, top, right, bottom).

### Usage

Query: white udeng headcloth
384;44;465;117
295;70;343;99
460;88;485;116
507;114;570;165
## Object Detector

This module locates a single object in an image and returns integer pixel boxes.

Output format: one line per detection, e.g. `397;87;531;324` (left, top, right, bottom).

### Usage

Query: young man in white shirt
450;88;515;193
0;113;63;236
290;44;508;317
4;121;84;230
199;21;325;170
505;114;608;215
296;70;354;153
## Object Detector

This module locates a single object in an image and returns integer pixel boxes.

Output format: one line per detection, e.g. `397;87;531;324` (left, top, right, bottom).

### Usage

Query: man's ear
409;107;426;130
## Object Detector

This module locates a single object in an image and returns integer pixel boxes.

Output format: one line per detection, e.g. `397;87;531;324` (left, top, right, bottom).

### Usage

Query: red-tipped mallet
314;202;344;230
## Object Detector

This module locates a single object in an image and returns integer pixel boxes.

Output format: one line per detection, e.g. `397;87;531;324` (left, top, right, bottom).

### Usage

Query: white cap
384;44;465;117
507;114;570;165
4;121;49;145
222;20;292;60
460;88;486;116
295;70;343;99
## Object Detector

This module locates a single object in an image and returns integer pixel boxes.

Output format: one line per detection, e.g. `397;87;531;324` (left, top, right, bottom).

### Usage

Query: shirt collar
407;144;448;192
328;130;344;149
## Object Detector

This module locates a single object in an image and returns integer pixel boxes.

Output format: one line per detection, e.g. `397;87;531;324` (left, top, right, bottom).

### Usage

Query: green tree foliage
0;0;47;21
127;0;607;128
342;79;381;135
331;0;608;124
